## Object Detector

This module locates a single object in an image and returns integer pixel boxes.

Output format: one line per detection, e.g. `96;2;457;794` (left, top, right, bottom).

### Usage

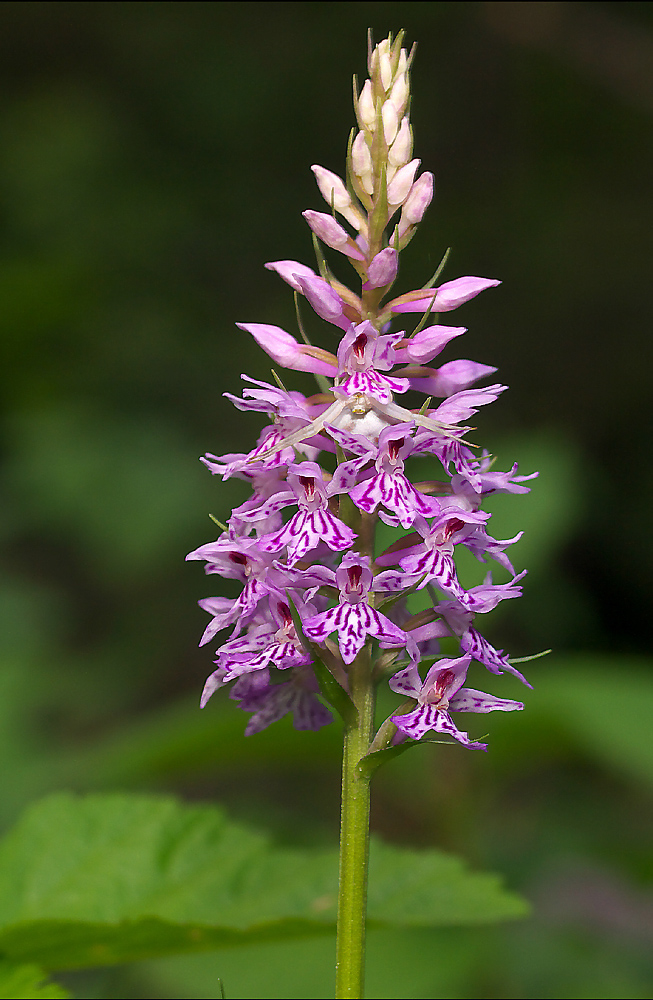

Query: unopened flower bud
351;131;374;195
265;259;317;292
236;323;338;375
352;131;372;175
379;50;393;92
387;159;420;207
358;79;376;129
382;100;399;147
312;165;364;231
364;247;398;290
396;324;467;363
421;360;498;397
400;171;434;227
312;165;351;211
367;40;377;75
389;276;501;316
389;74;408;116
302;211;365;261
296;274;347;326
388;117;411;168
370;37;390;76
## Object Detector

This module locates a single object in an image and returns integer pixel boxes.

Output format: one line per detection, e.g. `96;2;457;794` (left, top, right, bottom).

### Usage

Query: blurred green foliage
0;3;652;997
0;961;71;1000
0;792;525;987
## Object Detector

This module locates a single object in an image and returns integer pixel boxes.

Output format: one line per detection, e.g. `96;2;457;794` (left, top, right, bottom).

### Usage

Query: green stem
335;644;375;999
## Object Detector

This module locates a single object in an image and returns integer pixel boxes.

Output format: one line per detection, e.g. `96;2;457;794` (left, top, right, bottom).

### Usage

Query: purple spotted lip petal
389;654;522;749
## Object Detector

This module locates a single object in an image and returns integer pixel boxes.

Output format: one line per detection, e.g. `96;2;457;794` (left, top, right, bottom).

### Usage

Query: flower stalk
336;643;374;999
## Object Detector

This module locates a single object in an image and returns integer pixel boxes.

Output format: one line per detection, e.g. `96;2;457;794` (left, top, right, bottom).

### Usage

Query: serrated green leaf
0;960;70;999
0;793;527;971
366;840;528;927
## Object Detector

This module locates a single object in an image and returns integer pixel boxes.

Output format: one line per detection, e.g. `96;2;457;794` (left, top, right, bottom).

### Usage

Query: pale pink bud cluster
306;34;432;271
349;33;421;214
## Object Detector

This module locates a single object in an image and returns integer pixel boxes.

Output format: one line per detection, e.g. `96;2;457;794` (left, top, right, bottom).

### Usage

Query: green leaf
367;840;528;927
409;289;439;338
423;246;451;290
0;793;527;971
312;658;357;727
0;961;70;999
140;927;484;1000
0;793;335;971
359;734;485;778
358;741;417;777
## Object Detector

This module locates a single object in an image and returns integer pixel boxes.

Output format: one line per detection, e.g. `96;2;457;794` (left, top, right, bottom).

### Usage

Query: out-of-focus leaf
0;961;70;999
488;655;653;787
50;696;341;789
480;432;586;577
139;926;480;1000
3;408;224;578
367;839;527;926
531;656;653;787
16;655;653;829
0;793;527;971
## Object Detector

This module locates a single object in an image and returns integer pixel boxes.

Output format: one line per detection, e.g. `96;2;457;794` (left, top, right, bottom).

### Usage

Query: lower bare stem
335;644;375;999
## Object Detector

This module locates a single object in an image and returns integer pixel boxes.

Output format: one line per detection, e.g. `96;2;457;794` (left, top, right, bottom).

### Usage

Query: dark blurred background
0;2;652;997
